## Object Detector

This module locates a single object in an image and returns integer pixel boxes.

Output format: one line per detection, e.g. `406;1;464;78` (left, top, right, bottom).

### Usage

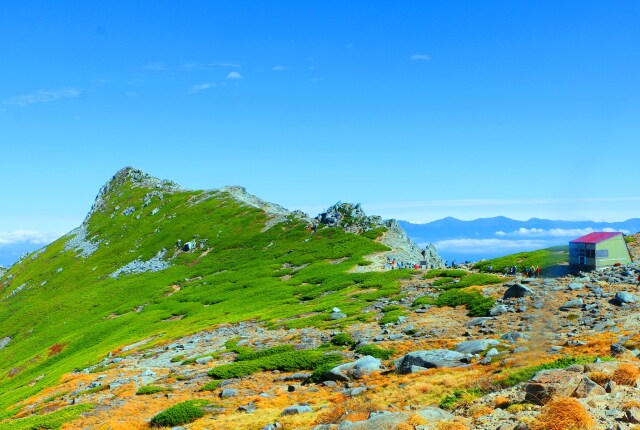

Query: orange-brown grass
531;397;595;430
469;405;494;418
623;400;640;411
48;343;67;357
613;363;640;386
573;331;625;356
314;395;377;424
436;418;469;430
587;371;611;386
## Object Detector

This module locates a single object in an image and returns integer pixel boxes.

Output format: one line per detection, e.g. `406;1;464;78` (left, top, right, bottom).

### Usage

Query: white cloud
181;62;241;70
411;54;431;61
272;65;287;71
189;83;217;93
431;238;549;254
496;227;630;238
141;62;167;71
0;230;61;246
6;88;80;106
226;71;243;79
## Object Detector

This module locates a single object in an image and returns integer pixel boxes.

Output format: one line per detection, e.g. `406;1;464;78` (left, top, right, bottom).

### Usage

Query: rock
140;369;156;377
573;376;606;398
560;299;583;310
0;336;10;350
274;372;312;382
262;423;283;430
395;350;469;374
238;402;257;413
524;369;582;404
501;332;527;343
626;407;640;424
344;387;367;396
195;356;213;365
486;348;499;358
415;406;455;421
605;380;616;393
568;282;585;290
331;312;347;320
182;240;196;252
88;381;102;389
220;388;238;398
121;206;135;215
466;317;494;327
503;284;534;300
326;356;383;381
337;411;409;430
455;339;500;354
281;405;313;415
489;305;508;316
332;307;342;313
614;292;637;305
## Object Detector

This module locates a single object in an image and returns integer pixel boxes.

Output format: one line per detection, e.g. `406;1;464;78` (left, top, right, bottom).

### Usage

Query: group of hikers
386;258;421;270
494;264;542;277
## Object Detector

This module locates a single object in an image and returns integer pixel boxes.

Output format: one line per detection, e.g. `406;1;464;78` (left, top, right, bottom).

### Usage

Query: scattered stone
489;304;508;316
560;298;583;310
395;350;469;374
573;376;606;398
195;356;213;365
503;284;535;300
614;292;637;305
220;388;238;398
524;369;582;404
568;282;585;290
281;405;313;415
326;356;383;381
455;339;500;355
331;312;347;320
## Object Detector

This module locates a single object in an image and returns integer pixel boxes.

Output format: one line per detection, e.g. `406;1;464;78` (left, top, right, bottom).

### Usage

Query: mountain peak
84;167;182;223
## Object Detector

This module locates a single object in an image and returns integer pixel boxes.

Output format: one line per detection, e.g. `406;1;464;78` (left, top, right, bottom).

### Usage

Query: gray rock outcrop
395;350;470;374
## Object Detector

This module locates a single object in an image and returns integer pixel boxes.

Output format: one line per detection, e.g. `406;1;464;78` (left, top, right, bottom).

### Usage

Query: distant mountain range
399;217;640;263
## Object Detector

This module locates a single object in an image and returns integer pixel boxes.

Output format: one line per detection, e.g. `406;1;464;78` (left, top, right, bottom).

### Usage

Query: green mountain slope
0;168;412;421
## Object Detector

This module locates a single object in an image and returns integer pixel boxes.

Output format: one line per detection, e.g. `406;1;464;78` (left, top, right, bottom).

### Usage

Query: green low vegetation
0;169;412;425
330;333;356;347
473;246;569;272
354;344;395;360
208;349;342;380
436;273;505;290
136;385;173;395
435;289;495;317
439;388;484;410
199;380;221;392
150;400;208;427
424;269;467;278
379;305;406;325
496;355;612;388
0;404;94;430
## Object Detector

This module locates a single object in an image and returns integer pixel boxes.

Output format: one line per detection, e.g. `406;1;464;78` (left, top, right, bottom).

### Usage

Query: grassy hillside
473;245;569;273
0;168;411;425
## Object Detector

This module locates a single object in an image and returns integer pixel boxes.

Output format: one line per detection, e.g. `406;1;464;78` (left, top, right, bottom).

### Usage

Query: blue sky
1;1;639;264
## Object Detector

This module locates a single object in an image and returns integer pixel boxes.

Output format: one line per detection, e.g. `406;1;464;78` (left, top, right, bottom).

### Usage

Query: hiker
487;265;493;273
536;266;541;278
637;274;640;287
391;259;396;270
503;266;509;275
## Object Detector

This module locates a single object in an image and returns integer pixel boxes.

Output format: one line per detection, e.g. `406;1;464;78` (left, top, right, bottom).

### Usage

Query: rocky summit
0;168;639;430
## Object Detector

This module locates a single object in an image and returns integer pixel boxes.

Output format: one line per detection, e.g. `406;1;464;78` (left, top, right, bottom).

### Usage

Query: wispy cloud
6;88;80;107
496;227;629;238
226;71;243;79
411;54;431;61
189;83;217;93
432;238;548;252
181;62;241;70
140;62;168;71
0;230;61;246
272;65;287;72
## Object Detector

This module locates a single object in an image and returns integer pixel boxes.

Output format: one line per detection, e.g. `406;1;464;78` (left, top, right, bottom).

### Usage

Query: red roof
570;232;622;244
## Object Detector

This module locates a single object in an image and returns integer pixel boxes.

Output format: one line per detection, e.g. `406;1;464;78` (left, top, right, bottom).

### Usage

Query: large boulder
614;291;637;305
573;376;606;398
503;284;535;300
326;356;383;381
455;339;500;354
281;405;313;415
395;350;469;374
524;369;582;404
